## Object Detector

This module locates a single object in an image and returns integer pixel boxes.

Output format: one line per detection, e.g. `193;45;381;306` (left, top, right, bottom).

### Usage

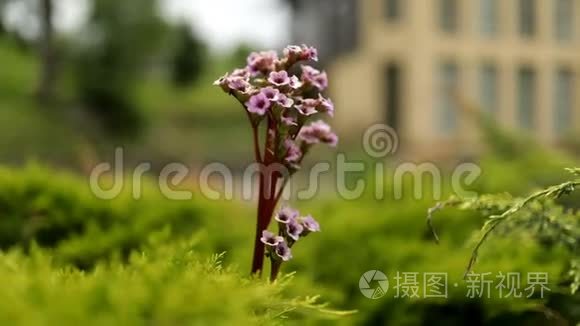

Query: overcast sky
162;0;291;52
4;0;291;53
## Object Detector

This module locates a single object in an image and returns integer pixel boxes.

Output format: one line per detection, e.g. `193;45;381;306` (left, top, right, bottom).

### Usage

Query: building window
384;64;401;132
439;0;458;33
437;62;459;134
384;0;401;21
479;64;499;117
554;69;574;135
329;0;359;56
517;66;536;129
519;0;536;37
480;0;498;37
555;0;574;41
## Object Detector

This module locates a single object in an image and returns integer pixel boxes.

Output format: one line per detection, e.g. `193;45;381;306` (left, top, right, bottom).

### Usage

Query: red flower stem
245;108;262;163
250;172;266;276
251;115;277;276
251;187;265;277
250;114;292;277
270;258;282;282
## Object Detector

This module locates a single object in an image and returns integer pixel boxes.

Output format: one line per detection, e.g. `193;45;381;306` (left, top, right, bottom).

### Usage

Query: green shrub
0;239;346;325
0;164;205;267
284;197;576;324
1;157;578;324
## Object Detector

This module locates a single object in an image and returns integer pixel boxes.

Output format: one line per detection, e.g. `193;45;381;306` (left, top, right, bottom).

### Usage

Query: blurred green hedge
0;155;578;324
0;240;331;326
0;164;208;268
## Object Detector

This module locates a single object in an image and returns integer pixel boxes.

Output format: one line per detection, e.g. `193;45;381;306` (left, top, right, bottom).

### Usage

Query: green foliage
568;168;580;177
0;239;346;325
428;168;580;295
287;197;577;324
1;154;579;324
0;164;206;268
0;165;354;324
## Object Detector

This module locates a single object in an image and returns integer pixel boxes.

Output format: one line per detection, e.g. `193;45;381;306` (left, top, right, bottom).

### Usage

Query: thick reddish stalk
270;259;282;282
250;117;280;275
250;113;291;277
250;169;282;275
250;173;266;275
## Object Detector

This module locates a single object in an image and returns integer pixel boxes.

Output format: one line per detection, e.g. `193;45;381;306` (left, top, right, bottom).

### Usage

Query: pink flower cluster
214;44;337;171
214;45;336;280
260;206;321;263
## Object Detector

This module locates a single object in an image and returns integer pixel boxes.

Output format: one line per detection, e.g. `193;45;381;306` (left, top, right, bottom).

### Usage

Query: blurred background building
0;0;579;170
289;0;580;158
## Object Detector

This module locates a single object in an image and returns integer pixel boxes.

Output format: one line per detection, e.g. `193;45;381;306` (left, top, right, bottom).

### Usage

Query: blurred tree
170;23;206;88
232;43;253;66
36;0;56;104
0;0;5;35
0;0;34;50
72;0;168;139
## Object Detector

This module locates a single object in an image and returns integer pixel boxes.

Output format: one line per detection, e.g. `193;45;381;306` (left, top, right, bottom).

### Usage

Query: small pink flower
226;76;251;93
268;70;290;87
300;44;318;61
300;215;320;233
276;94;294;108
289;75;303;89
281;114;298;126
247;50;278;76
295;98;319;116
298;120;338;147
312;72;328;90
283;44;318;62
213;73;230;92
231;68;250;79
260;86;280;102
275;241;292;261
301;65;319;79
301;65;328;91
245;93;271;115
286;218;304;241
317;94;334;117
214;74;254;94
275;206;299;224
284;139;302;163
260;230;284;247
283;45;302;58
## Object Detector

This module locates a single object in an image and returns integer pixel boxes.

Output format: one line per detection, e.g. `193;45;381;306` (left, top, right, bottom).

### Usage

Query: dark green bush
0;239;341;325
0;165;205;267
